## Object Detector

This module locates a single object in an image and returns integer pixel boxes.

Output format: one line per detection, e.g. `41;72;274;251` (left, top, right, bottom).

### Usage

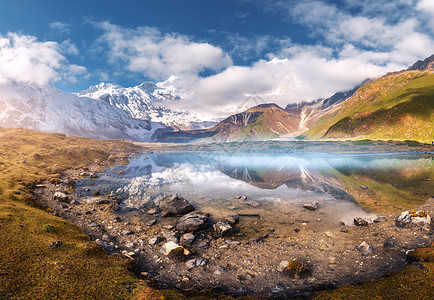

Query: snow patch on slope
77;81;216;130
0;81;157;141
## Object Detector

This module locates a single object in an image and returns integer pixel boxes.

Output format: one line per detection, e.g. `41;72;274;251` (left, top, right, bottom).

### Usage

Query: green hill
303;71;434;142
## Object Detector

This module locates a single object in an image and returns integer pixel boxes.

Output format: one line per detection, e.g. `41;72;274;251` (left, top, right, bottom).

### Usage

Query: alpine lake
72;149;433;297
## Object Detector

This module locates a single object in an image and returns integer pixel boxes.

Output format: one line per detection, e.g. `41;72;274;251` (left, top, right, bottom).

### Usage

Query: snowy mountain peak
0;81;157;141
77;81;211;130
6;80;62;100
137;81;158;92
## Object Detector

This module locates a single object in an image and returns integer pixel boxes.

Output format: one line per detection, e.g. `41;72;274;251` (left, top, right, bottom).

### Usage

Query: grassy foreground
0;128;163;299
0;127;432;299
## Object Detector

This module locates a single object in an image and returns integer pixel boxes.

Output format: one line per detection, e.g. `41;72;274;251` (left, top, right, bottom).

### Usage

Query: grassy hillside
0;128;163;300
303;71;434;142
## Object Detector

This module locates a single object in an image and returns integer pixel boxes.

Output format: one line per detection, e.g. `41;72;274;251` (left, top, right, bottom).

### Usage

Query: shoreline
136;139;434;156
32;146;434;298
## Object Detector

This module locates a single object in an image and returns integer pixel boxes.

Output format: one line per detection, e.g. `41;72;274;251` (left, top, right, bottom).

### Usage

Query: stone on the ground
249;234;269;244
53;192;68;202
148;236;163;246
197;241;209;248
49;241;63;249
213;266;227;275
354;217;369;226
180;233;195;245
89;222;99;228
95;239;114;252
185;257;208;269
225;214;240;225
125;242;136;248
160;241;190;259
225;239;241;245
159;194;195;217
147;219;157;226
163;231;179;243
373;216;387;223
303;202;319;211
356;241;373;254
147;208;159;214
383;236;399;249
395;210;431;228
121;230;134;235
277;260;290;272
213;221;234;237
176;211;209;232
102;234;114;242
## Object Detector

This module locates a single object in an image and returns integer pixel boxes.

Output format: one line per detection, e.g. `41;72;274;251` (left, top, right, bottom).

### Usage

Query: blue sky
0;0;433;117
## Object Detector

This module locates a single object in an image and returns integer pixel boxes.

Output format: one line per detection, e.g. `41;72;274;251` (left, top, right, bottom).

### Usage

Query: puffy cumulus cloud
94;22;233;80
288;1;432;51
0;33;86;85
182;0;429;114
93;3;433;120
417;0;434;14
162;48;396;120
417;0;434;29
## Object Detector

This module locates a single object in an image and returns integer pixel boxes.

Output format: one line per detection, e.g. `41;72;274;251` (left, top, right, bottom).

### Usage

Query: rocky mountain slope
0;81;215;142
77;82;215;130
156;104;298;142
157;54;434;143
156;88;359;143
0;81;156;141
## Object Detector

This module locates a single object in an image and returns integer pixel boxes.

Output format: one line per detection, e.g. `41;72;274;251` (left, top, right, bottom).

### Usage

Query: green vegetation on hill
303;71;434;142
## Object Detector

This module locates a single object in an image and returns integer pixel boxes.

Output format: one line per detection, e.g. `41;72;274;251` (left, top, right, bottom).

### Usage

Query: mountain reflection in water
75;152;433;221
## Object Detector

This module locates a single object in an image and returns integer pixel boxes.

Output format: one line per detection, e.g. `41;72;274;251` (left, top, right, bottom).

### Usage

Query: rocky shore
33;156;434;298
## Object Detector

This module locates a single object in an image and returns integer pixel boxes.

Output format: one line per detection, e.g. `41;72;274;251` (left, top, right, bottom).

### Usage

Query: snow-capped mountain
77;82;216;130
0;81;158;141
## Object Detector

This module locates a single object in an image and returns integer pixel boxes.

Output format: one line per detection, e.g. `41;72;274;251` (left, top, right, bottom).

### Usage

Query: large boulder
176;211;209;232
159;194;195;217
395;210;431;228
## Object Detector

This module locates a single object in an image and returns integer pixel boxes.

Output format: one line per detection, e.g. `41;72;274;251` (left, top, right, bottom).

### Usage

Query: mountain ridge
157;54;434;143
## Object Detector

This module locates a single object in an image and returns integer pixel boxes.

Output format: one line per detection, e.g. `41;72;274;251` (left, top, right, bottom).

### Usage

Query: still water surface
75;152;433;233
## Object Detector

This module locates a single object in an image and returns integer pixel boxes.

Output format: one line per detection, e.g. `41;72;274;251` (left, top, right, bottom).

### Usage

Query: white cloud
92;3;433;120
417;0;434;14
49;22;71;35
158;0;434;119
178;50;391;119
95;22;233;80
417;0;434;29
0;33;86;85
60;39;79;56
